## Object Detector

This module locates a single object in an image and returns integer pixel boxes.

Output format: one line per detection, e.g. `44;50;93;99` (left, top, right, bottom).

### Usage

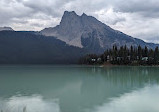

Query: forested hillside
0;31;86;64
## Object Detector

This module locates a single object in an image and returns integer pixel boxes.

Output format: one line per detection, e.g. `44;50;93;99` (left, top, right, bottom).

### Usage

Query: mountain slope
0;27;14;31
0;31;86;64
41;11;159;53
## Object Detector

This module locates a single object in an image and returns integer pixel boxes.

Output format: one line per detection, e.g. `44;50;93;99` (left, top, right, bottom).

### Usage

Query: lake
0;65;159;112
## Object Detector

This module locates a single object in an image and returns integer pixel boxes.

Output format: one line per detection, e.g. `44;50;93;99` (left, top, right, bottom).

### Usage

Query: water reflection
0;66;159;112
91;85;159;112
0;95;60;112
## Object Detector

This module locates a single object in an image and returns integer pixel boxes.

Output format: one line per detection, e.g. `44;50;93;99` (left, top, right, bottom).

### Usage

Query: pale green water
0;66;159;112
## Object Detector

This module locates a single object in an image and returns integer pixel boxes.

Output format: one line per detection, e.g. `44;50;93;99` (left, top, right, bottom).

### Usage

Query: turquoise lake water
0;66;159;112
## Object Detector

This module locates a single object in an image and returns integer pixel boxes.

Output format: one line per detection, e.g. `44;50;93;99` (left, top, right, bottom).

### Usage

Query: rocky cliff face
41;11;159;53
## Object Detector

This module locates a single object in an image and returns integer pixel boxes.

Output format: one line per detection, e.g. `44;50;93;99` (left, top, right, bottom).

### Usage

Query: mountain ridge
41;11;159;53
0;27;14;31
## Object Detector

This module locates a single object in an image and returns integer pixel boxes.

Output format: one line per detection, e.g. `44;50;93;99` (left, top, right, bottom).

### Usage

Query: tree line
79;45;159;65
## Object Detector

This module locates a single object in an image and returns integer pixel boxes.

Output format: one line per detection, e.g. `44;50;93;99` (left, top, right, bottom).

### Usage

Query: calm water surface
0;66;159;112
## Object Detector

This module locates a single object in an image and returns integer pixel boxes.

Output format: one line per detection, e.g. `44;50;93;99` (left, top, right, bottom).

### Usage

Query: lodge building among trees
79;45;159;65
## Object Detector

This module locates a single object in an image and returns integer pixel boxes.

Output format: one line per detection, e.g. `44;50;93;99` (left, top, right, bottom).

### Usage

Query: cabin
137;56;139;60
127;56;131;60
107;55;110;61
142;57;148;61
117;57;124;61
97;58;101;62
107;55;113;62
91;59;96;62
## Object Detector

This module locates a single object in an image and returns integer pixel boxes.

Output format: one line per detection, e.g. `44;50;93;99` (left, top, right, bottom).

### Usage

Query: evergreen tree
138;45;142;60
144;46;148;57
130;45;134;61
80;45;159;65
154;47;159;64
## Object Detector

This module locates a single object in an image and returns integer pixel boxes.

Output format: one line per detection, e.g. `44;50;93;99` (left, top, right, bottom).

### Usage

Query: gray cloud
114;0;159;18
0;0;159;43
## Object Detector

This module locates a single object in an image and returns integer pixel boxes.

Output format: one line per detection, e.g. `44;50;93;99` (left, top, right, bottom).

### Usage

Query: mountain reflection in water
0;66;159;112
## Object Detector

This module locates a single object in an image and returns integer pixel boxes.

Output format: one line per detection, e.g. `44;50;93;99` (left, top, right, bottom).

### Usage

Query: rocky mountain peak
63;11;77;16
60;11;80;26
41;11;115;49
41;11;158;53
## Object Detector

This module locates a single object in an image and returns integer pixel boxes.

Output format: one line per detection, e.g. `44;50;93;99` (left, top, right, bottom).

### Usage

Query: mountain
0;11;158;64
0;27;14;31
0;31;86;64
41;11;159;53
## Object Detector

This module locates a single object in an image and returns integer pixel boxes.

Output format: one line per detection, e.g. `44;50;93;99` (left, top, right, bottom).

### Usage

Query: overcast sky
0;0;159;43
